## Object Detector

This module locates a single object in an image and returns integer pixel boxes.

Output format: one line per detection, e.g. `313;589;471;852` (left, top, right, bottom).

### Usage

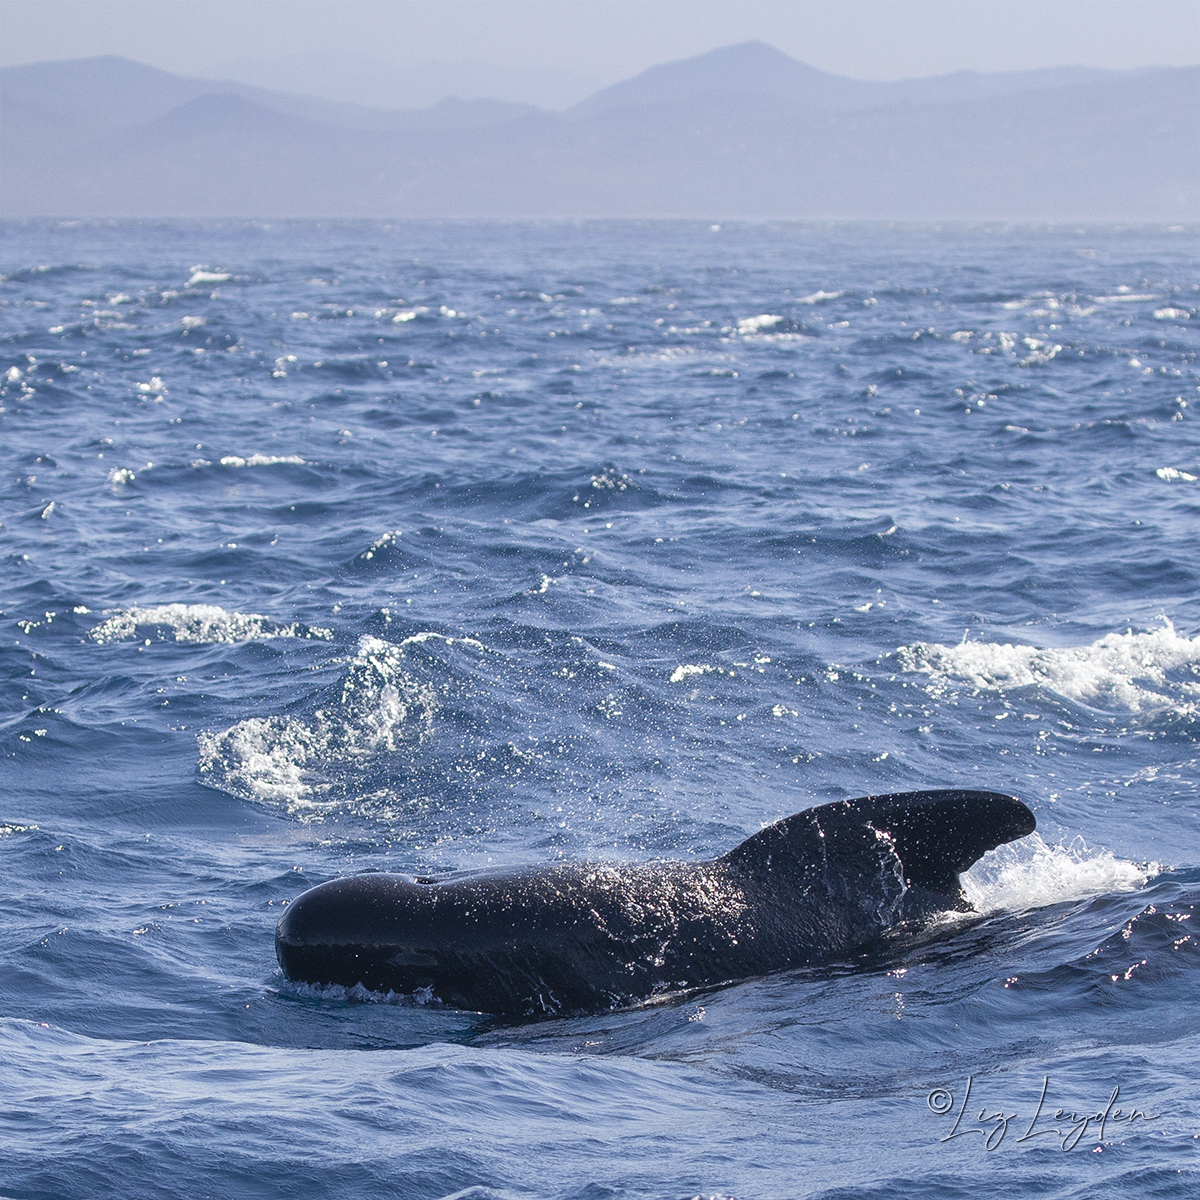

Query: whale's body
276;789;1034;1018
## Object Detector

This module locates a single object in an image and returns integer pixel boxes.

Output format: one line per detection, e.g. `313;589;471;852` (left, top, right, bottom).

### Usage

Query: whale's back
276;789;1035;1017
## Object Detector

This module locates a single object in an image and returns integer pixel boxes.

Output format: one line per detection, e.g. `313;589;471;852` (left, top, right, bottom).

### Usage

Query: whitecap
896;620;1200;715
89;603;333;645
670;663;715;682
218;454;307;467
736;314;782;335
399;630;485;651
186;269;231;286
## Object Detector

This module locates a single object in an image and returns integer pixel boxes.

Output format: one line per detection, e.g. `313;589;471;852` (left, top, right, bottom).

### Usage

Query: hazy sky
2;0;1197;81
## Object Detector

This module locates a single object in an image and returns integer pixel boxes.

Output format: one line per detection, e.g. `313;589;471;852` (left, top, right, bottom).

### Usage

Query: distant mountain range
2;42;1197;219
208;51;604;111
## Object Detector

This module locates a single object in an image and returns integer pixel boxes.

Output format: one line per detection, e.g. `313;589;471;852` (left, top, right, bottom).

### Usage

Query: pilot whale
276;789;1034;1018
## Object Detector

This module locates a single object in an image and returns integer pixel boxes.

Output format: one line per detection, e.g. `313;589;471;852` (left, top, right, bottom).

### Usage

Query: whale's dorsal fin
723;789;1035;901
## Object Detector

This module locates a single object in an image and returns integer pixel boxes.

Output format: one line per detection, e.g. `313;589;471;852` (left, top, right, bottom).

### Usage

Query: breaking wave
90;603;333;645
896;620;1200;715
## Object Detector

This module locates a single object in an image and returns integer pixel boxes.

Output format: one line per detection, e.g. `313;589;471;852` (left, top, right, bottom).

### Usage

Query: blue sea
1;219;1197;1199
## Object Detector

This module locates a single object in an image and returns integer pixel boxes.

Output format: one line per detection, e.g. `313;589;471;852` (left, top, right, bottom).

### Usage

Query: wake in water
962;833;1159;914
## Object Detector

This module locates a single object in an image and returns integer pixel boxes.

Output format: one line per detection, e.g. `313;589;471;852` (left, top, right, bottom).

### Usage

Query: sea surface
1;219;1198;1199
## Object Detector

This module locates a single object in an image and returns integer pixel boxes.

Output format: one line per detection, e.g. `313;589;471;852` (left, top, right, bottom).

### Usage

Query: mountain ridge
2;46;1196;219
569;40;1139;117
0;55;543;133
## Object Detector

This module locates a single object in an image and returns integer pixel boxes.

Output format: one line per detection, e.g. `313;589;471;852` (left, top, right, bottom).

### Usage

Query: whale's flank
275;789;1035;1018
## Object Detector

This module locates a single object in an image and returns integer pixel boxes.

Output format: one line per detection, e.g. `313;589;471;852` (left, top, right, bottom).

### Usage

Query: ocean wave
89;604;333;645
197;635;440;813
896;621;1200;715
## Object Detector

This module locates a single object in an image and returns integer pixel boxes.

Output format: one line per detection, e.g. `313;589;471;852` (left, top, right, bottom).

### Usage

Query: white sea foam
896;620;1200;715
398;630;485;651
962;833;1157;914
797;290;844;304
90;604;333;645
197;635;439;812
186;269;231;286
360;530;401;560
736;314;782;335
671;663;715;683
218;454;306;467
728;312;810;343
1156;466;1197;482
0;822;38;836
1154;307;1190;321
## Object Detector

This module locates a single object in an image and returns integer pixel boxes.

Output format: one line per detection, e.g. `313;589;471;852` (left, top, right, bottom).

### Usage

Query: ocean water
1;219;1198;1199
